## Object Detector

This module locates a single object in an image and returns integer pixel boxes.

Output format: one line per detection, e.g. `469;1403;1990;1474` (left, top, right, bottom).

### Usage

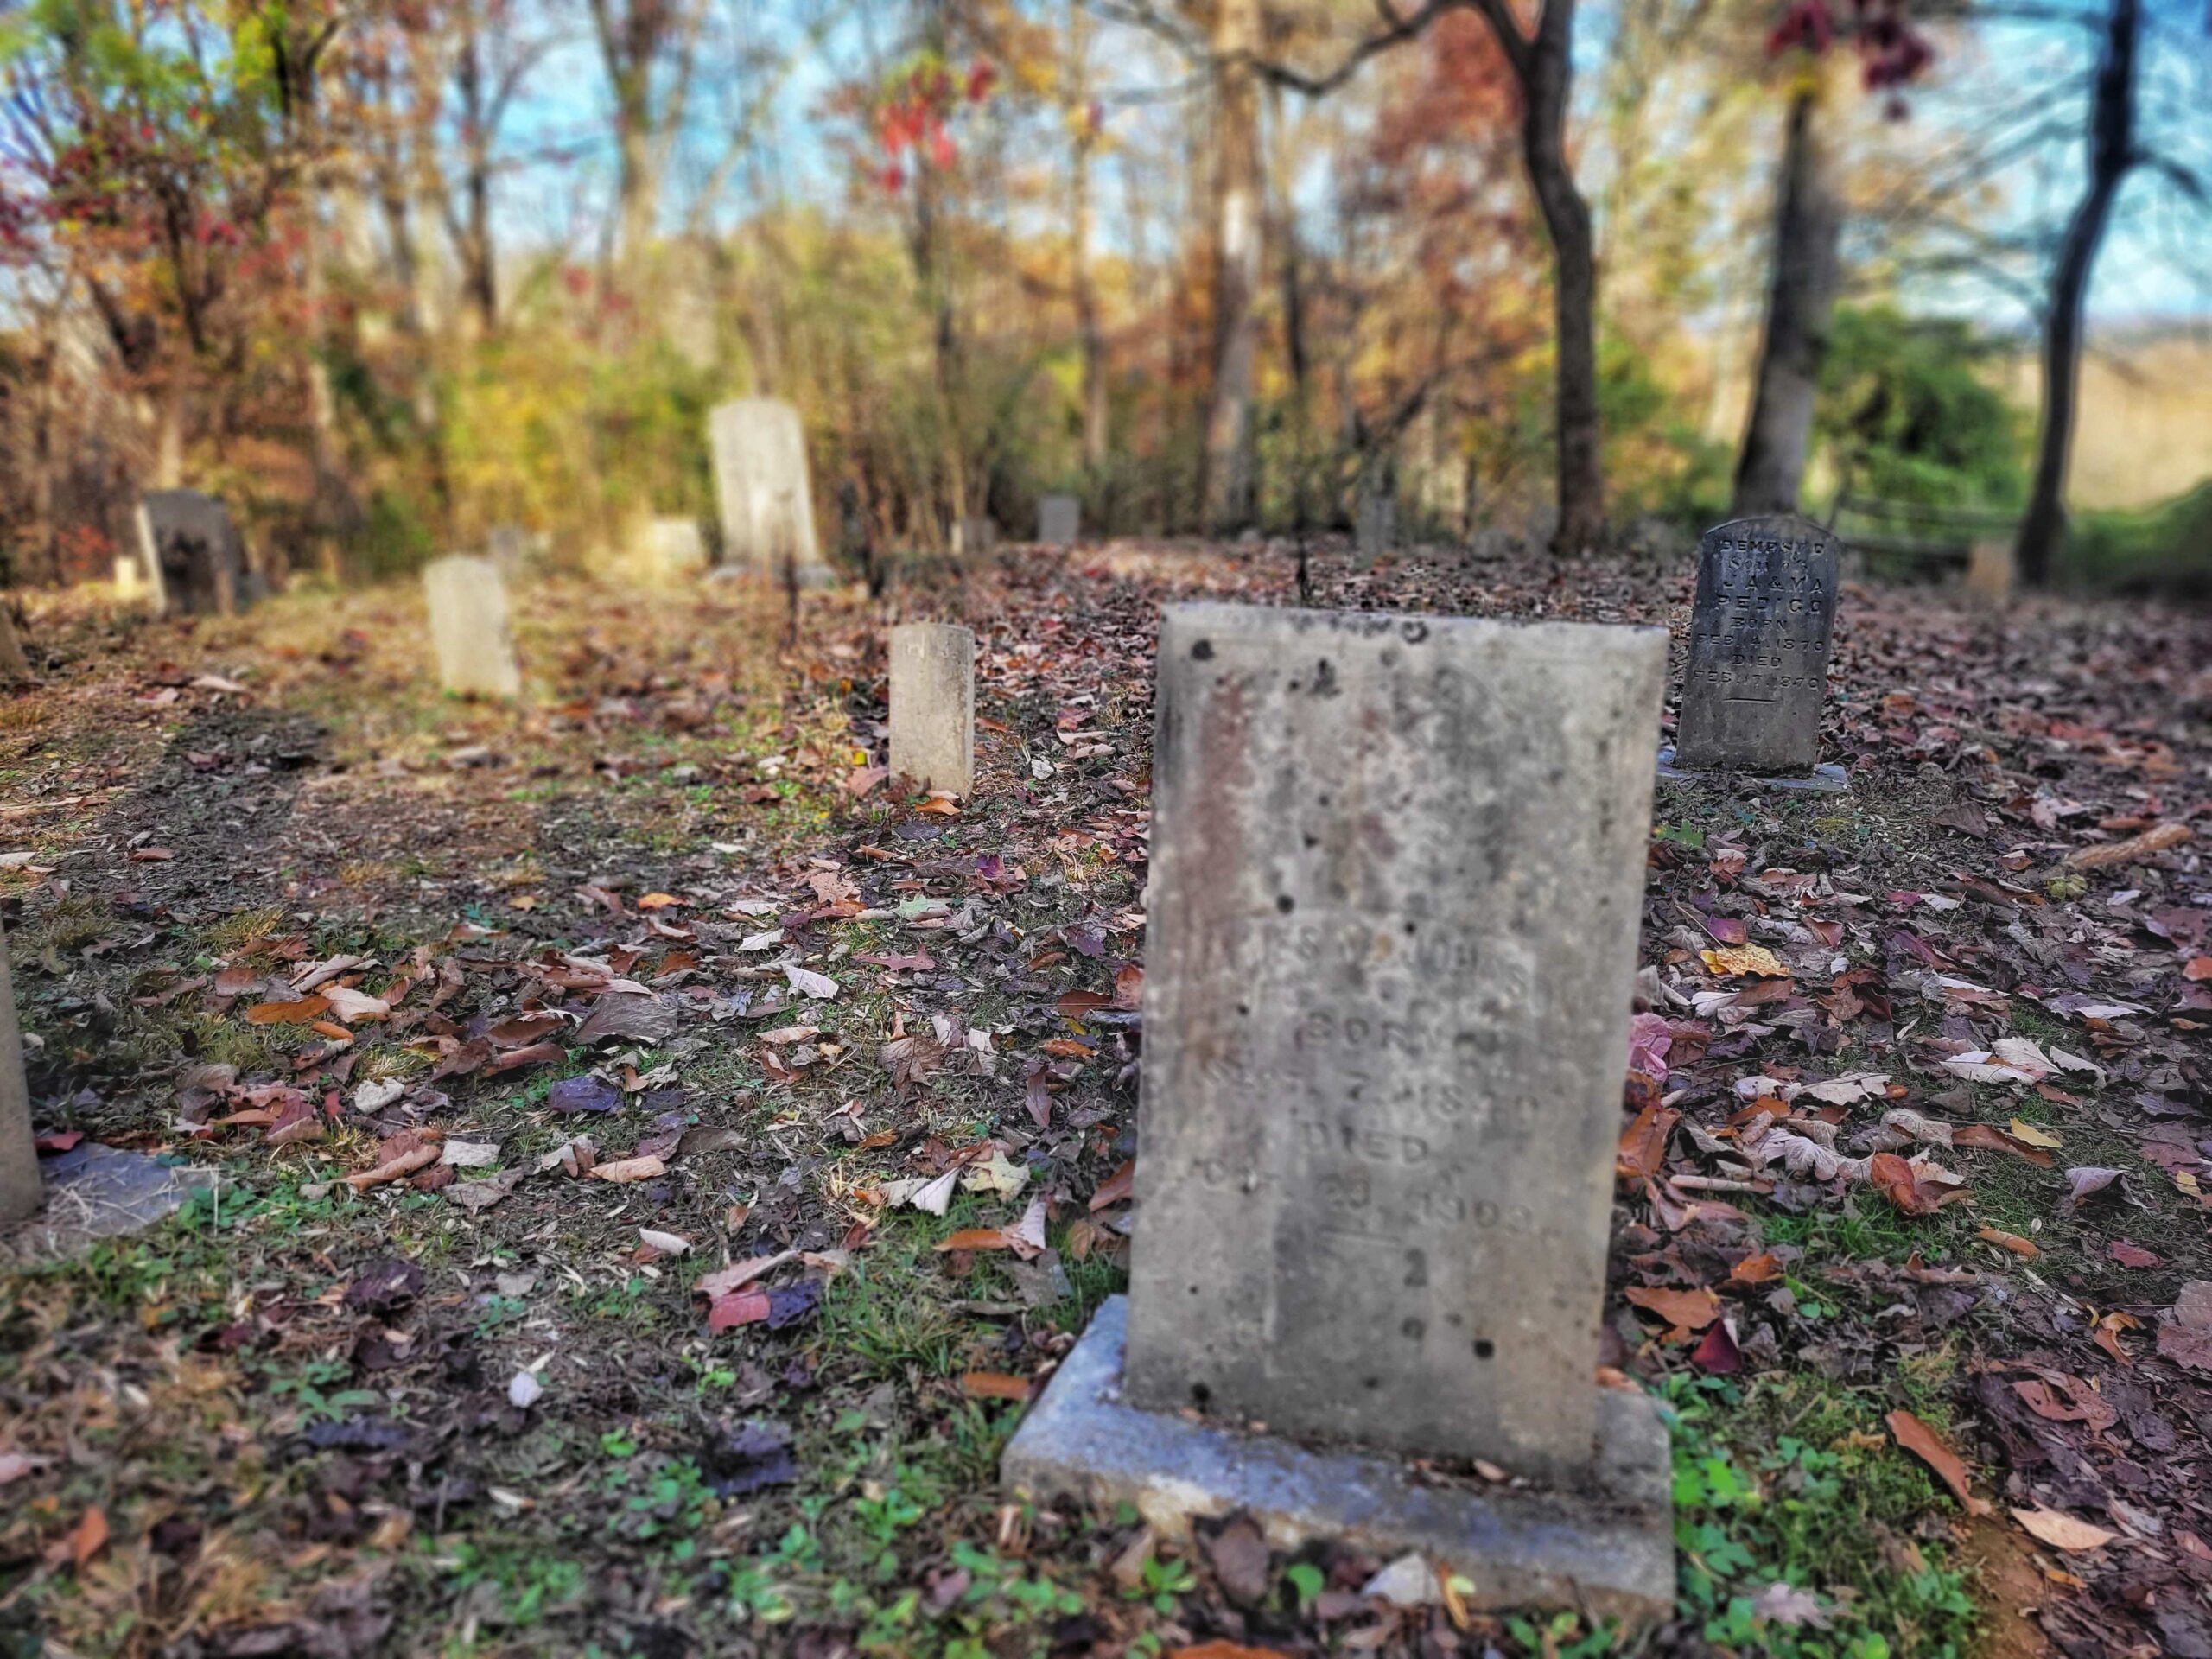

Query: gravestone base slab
1004;1299;1674;1630
2;1144;217;1266
1657;746;1848;795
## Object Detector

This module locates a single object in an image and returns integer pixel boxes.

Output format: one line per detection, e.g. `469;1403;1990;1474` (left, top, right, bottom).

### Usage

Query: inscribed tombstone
137;490;247;617
1672;515;1839;775
1123;603;1668;1486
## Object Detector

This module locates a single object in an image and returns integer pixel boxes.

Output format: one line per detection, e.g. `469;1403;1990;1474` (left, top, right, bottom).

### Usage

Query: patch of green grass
1664;1370;1979;1658
815;1217;971;1382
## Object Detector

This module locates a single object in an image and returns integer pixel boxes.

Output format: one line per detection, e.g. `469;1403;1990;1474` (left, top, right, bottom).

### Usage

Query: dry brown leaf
1976;1226;2039;1258
2064;822;2190;869
67;1504;108;1569
588;1154;666;1184
1617;1103;1680;1184
936;1227;1016;1253
959;1371;1033;1402
1700;943;1789;978
1886;1408;1991;1516
245;995;330;1025
1624;1284;1723;1338
2011;1505;2118;1551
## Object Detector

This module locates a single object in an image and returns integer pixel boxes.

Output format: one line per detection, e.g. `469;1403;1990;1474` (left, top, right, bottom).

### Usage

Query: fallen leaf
245;995;330;1025
1088;1159;1135;1211
547;1074;622;1115
639;1229;691;1256
785;963;840;1000
959;1371;1033;1402
2007;1118;2063;1149
67;1505;108;1568
2058;1166;2120;1214
2107;1239;2162;1268
2064;822;2190;868
1730;1252;1783;1284
2011;1506;2118;1551
587;1154;666;1184
1870;1151;1973;1216
937;1227;1017;1253
1624;1284;1722;1338
321;985;391;1023
346;1136;440;1191
697;1251;798;1299
1617;1103;1679;1183
1700;943;1789;978
1977;1226;2039;1258
508;1370;543;1409
1886;1409;1990;1516
447;1169;524;1212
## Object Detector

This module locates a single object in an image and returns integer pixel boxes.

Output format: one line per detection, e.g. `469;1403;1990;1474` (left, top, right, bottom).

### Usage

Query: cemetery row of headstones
5;512;1856;1626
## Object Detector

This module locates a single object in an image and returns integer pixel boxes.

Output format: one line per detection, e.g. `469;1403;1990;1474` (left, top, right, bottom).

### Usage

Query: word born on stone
1672;513;1839;775
1004;602;1675;1625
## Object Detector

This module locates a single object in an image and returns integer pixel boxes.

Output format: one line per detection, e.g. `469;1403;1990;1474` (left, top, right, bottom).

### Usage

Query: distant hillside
2004;325;2212;512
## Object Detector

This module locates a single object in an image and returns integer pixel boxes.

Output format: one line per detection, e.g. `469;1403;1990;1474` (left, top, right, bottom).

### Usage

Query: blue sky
482;0;2208;328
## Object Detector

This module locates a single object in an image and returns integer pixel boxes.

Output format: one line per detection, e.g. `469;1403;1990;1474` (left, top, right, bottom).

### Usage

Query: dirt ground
0;539;2208;1659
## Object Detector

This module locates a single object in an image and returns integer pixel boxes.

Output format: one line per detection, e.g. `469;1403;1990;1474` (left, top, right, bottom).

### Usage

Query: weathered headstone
955;516;997;557
0;918;39;1225
1669;514;1840;780
1005;603;1675;1625
888;623;976;797
642;516;709;580
709;398;830;582
486;524;529;579
137;489;248;617
423;555;523;699
1965;539;2014;604
1355;484;1397;556
1037;494;1080;548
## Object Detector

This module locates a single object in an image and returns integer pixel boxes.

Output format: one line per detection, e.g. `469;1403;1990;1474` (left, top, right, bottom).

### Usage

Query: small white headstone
423;555;523;699
888;623;976;796
709;399;830;582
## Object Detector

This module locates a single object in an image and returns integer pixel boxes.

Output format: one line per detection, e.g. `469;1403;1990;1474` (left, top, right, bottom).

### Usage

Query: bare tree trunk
2016;0;2139;588
1515;0;1603;556
454;15;499;332
1733;80;1844;518
154;382;188;488
1074;133;1109;474
1202;0;1264;533
1269;82;1313;532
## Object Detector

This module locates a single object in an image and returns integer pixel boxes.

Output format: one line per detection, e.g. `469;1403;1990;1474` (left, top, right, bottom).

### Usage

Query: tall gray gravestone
1036;494;1080;548
423;555;523;699
888;623;975;796
709;399;830;582
1669;515;1840;781
136;490;248;617
1004;603;1675;1626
